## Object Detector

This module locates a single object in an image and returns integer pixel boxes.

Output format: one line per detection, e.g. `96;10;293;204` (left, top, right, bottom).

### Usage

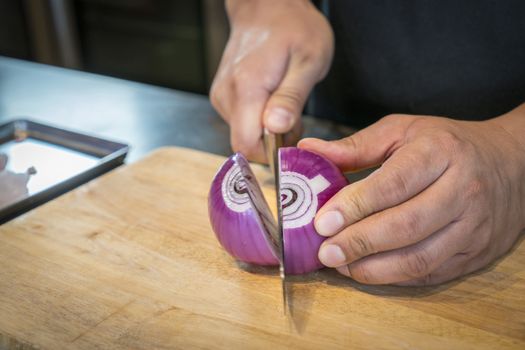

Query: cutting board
0;147;524;350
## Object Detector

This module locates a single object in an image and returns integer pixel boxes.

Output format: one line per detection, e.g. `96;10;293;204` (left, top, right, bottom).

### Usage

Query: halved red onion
208;147;348;274
208;153;279;265
279;147;348;274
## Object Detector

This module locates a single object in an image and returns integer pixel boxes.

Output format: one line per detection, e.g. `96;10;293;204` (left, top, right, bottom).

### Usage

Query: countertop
0;56;354;163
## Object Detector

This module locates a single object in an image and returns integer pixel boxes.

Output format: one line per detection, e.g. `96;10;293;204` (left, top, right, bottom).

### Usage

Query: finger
393;237;505;286
335;219;471;285
392;253;471;286
209;43;237;122
298;114;418;172
318;171;462;267
210;74;268;162
211;43;284;162
263;53;322;134
314;136;450;236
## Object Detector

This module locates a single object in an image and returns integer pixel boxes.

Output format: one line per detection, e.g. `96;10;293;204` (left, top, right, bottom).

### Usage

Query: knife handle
263;128;284;174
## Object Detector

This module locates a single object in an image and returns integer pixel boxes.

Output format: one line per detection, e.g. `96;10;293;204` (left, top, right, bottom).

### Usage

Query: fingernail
297;137;322;150
267;107;293;132
318;244;346;267
315;210;345;236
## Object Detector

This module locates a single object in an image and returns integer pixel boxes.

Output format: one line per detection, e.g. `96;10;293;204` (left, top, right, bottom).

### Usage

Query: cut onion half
208;147;348;274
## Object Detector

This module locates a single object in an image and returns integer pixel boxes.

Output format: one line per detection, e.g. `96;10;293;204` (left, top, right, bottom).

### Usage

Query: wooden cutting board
0;147;523;350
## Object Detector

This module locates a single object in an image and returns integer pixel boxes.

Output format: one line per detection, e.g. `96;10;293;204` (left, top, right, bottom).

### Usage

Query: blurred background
0;0;229;94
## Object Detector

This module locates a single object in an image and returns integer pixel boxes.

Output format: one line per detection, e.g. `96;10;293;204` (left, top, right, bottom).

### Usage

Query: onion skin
208;153;279;265
208;148;348;274
280;147;348;274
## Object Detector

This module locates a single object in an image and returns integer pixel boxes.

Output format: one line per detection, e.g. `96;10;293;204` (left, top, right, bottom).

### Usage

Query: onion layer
208;147;348;274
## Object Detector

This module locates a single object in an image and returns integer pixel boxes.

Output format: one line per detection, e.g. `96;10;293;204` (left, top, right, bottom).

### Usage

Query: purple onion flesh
208;147;348;274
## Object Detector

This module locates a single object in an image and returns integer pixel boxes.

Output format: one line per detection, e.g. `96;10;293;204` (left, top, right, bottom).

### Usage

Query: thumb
298;115;416;172
263;56;320;134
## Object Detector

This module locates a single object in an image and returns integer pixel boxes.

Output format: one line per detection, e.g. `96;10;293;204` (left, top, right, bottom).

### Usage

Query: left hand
299;107;525;286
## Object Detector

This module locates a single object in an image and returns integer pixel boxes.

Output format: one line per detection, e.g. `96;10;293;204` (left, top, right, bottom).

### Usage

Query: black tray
0;119;129;224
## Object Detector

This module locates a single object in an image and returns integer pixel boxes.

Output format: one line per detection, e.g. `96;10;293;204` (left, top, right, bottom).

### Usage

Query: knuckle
464;178;485;200
292;47;328;76
231;67;255;91
294;48;317;67
466;218;492;252
476;227;492;251
231;65;249;82
272;86;304;107
433;130;468;156
398;209;422;242
399;250;433;279
469;233;489;255
231;67;274;100
384;166;411;203
209;85;223;110
382;113;413;126
341;190;371;222
260;73;280;90
409;116;434;130
345;232;375;258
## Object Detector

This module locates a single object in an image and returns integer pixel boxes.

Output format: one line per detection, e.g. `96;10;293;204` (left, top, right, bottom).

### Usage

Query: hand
299;106;525;286
211;0;334;162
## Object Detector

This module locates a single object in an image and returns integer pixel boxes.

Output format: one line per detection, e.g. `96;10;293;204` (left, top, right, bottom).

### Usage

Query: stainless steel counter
0;56;354;163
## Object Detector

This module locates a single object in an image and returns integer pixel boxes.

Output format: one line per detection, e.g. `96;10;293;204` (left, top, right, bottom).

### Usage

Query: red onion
208;147;348;274
208;153;279;265
279;147;348;274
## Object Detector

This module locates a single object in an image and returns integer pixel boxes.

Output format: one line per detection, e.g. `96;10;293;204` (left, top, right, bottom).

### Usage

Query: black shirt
309;0;525;128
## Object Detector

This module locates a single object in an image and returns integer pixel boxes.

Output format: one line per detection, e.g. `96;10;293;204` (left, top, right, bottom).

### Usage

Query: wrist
492;103;525;153
491;103;525;228
226;0;312;23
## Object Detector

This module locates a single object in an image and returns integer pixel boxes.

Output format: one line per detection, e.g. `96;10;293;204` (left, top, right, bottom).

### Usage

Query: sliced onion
208;147;348;274
279;147;348;274
208;153;279;265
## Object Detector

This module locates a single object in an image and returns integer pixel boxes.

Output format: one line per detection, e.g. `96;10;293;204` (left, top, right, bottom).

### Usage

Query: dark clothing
309;0;525;128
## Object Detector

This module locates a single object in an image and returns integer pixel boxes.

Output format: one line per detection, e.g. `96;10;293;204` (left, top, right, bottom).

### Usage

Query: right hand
210;0;334;162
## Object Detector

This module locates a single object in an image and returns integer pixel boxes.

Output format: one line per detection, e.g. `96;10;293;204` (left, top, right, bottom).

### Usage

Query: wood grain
0;147;523;350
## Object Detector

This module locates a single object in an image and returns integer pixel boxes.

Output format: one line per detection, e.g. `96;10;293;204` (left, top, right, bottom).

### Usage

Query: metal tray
0;119;129;224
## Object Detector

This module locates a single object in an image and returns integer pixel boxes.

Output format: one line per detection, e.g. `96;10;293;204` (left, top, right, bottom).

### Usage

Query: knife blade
263;129;289;314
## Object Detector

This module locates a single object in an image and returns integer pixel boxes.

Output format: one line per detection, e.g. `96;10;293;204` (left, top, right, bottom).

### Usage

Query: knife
263;129;289;314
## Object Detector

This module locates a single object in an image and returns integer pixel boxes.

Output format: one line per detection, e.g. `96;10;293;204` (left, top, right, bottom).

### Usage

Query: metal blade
263;129;288;314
